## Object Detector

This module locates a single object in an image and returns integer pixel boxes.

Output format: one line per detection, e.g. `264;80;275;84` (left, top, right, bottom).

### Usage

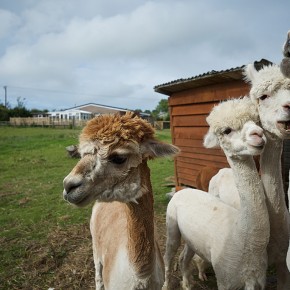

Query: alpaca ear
243;63;258;84
203;131;219;148
280;58;290;78
140;140;180;159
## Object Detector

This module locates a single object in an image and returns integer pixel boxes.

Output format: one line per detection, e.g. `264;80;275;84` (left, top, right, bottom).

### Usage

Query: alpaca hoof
180;279;194;290
198;272;208;281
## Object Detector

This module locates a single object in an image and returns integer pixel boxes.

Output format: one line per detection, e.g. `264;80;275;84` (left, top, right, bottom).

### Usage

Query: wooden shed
154;59;289;190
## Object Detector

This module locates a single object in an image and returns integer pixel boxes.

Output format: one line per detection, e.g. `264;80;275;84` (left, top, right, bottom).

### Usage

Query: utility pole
3;86;7;108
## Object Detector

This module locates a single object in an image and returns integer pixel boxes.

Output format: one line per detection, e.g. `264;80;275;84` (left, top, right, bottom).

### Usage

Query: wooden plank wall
169;80;250;189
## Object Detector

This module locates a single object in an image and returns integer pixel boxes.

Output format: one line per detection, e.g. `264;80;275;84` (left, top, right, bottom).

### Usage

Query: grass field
0;126;277;289
0;126;178;289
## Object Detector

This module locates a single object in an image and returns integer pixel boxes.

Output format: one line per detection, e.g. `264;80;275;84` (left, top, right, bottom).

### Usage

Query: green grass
0;127;175;288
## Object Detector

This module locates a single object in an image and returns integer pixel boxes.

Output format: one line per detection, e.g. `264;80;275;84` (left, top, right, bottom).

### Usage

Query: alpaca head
204;97;266;159
63;112;179;207
244;63;290;139
280;30;290;78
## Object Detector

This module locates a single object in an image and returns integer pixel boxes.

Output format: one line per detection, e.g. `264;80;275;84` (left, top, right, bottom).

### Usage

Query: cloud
0;0;289;110
0;9;20;40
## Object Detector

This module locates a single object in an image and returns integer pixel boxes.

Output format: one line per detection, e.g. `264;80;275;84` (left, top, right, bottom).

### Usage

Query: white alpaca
247;63;290;290
280;30;290;272
208;168;240;208
196;63;290;288
163;97;270;290
62;112;179;290
287;170;290;271
193;167;239;282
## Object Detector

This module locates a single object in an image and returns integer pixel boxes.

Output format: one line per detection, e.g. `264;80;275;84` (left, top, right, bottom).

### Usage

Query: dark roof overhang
154;59;272;96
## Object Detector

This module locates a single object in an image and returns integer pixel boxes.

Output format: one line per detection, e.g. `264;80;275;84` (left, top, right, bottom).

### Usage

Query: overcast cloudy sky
0;0;289;111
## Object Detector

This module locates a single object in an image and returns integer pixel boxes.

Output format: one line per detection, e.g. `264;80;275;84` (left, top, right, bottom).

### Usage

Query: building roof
154;59;272;96
48;108;92;115
66;103;129;113
65;102;150;117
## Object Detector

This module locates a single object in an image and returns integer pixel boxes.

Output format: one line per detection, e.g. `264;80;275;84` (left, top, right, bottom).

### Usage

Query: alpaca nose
250;128;263;138
248;128;265;147
63;174;83;194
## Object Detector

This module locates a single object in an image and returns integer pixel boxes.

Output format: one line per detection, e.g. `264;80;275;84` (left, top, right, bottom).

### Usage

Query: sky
0;0;289;112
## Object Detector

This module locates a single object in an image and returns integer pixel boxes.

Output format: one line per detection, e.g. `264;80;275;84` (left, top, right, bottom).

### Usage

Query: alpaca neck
227;156;269;240
260;132;289;263
126;161;155;278
260;132;287;214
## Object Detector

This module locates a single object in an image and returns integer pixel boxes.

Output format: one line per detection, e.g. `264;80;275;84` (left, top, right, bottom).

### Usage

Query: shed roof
154;59;272;96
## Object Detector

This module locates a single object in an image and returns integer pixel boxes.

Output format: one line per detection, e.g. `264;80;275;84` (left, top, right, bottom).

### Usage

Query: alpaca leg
276;261;290;290
193;254;208;281
243;284;255;290
244;280;263;290
179;244;195;290
287;246;290;272
92;248;104;290
162;216;181;290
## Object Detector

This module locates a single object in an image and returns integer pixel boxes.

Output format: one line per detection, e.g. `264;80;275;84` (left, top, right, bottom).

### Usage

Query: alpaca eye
223;128;232;135
259;95;269;101
109;154;127;165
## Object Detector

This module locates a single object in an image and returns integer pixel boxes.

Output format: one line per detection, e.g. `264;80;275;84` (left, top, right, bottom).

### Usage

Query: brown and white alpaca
63;112;179;290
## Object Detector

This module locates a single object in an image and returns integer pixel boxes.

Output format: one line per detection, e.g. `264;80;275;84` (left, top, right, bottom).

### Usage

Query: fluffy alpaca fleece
245;63;290;290
200;63;290;288
244;65;290;109
63;112;179;290
163;97;269;290
206;97;260;135
80;113;155;146
281;29;290;272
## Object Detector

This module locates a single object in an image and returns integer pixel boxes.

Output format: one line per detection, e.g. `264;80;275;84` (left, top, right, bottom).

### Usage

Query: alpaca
195;156;259;195
208;155;260;210
62;112;179;290
244;63;290;289
208;156;260;209
196;63;290;287
163;97;269;290
281;30;290;272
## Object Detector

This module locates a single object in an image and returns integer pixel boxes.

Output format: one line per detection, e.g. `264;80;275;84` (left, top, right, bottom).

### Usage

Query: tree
156;99;168;114
0;104;9;121
152;99;169;120
10;97;31;118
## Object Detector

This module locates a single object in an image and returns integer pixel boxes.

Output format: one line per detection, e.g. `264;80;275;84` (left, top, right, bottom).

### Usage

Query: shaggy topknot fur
206;97;259;133
80;112;155;145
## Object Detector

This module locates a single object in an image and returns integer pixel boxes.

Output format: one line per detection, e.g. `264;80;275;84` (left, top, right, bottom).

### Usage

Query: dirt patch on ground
3;212;277;290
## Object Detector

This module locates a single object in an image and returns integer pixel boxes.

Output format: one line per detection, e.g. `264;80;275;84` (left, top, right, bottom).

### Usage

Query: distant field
0;126;177;289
